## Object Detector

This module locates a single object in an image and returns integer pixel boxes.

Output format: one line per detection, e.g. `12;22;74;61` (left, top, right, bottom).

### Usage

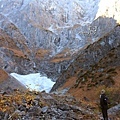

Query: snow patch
48;25;55;33
1;4;3;8
109;39;114;45
75;33;82;40
10;73;55;93
100;41;105;46
20;0;34;10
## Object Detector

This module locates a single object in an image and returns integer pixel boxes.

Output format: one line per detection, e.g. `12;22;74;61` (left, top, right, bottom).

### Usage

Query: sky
10;73;55;93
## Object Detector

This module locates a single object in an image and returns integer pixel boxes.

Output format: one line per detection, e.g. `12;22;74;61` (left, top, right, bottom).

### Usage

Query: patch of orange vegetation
0;30;29;60
50;48;72;63
0;30;18;50
51;57;71;63
113;67;120;87
62;77;77;89
0;91;36;113
61;66;120;105
35;48;50;59
0;69;8;83
69;87;100;101
72;24;81;29
9;48;26;58
62;76;98;102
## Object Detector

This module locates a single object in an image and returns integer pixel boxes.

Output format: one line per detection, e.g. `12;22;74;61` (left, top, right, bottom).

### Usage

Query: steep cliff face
0;0;97;79
0;0;99;53
0;0;120;81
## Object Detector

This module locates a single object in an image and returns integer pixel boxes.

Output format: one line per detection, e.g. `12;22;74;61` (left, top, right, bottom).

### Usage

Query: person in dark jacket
100;89;109;120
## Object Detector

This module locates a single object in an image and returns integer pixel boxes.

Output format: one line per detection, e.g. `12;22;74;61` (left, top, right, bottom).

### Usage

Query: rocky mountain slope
0;86;120;120
0;89;99;120
50;24;120;119
0;0;120;119
51;24;120;110
51;24;120;91
0;0;120;81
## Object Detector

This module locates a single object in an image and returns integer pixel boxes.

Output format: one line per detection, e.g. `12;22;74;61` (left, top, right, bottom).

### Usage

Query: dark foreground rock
108;104;120;119
0;90;99;120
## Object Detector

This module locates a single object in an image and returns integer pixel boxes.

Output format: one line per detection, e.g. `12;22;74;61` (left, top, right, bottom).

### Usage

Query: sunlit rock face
95;0;120;24
0;0;120;81
0;0;100;53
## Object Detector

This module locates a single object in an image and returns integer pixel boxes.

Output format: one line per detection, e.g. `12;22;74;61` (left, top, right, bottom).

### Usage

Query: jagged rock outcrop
0;0;94;54
108;104;120;116
0;0;119;53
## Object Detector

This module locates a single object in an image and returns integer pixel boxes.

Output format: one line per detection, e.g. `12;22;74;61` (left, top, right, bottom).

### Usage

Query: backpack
100;94;108;108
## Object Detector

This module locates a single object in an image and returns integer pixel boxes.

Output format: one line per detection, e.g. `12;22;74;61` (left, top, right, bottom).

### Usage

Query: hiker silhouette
100;89;109;120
